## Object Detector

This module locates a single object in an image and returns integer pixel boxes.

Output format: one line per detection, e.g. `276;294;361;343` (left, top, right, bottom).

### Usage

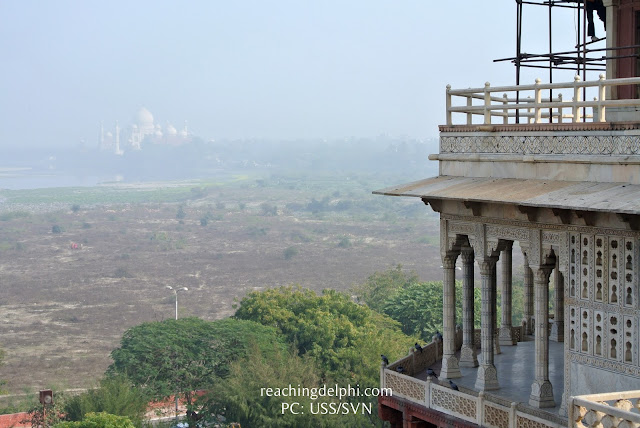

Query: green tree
234;286;416;388
176;205;186;220
202;345;333;428
107;318;285;407
62;376;148;427
283;246;298;260
382;281;480;341
54;412;134;428
351;265;419;312
366;268;525;342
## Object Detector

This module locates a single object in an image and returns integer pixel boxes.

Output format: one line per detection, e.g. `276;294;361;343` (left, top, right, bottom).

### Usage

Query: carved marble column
475;257;499;391
523;254;534;336
492;261;501;355
441;252;462;379
460;247;478;367
550;258;564;342
529;265;555;408
500;242;516;345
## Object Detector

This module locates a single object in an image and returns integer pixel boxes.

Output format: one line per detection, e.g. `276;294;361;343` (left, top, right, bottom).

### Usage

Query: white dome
166;124;177;136
136;108;154;126
155;130;163;137
106;131;113;138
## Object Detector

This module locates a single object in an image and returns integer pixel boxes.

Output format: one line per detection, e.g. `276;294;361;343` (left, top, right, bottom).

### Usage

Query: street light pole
166;286;188;320
165;285;188;423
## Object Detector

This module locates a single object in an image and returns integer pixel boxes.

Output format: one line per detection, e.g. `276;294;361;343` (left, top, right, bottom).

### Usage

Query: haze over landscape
0;2;606;426
0;1;589;151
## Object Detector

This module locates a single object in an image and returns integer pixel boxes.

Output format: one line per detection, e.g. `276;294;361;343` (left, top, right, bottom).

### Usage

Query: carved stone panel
449;221;476;236
580;308;592;356
569;306;578;352
608;312;623;362
609;237;621;305
594;311;605;358
623;315;636;365
486;224;529;242
623;238;636;309
594;235;608;304
570;233;579;299
580;234;594;302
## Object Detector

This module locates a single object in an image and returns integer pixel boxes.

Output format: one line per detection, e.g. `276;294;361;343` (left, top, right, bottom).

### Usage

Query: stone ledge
432;153;640;164
439;122;640;133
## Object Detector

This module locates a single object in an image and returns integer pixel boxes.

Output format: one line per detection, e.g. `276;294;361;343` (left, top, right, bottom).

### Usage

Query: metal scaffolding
495;0;639;122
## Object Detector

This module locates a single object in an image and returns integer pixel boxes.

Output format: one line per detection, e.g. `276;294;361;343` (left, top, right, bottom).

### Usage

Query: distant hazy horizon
0;1;603;148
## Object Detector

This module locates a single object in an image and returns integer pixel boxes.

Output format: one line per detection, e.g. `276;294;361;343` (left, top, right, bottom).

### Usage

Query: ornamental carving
449;221;475;235
477;365;498;382
542;231;562;244
460;346;477;361
516;414;555;428
565;298;639;317
486;225;530;242
484;404;509;428
441;214;640;239
569;353;640;377
440;134;640;156
431;387;477;420
384;371;425;404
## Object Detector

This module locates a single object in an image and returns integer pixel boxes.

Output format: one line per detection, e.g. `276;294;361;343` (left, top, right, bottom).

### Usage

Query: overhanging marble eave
373;175;640;216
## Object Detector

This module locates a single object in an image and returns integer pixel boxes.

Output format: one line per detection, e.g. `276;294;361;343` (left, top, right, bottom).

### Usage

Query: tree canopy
107;317;286;404
350;264;419;313
234;285;417;388
202;344;336;428
355;266;525;342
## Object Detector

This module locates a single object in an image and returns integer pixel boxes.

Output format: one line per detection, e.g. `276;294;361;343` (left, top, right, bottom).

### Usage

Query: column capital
460;247;474;263
532;265;554;283
478;257;497;275
442;252;459;269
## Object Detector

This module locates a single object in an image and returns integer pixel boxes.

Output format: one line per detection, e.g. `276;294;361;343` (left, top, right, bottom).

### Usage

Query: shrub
113;268;133;278
283;246;298;260
337;236;352;248
62;377;147;426
52;225;63;234
260;202;277;216
176;205;186;220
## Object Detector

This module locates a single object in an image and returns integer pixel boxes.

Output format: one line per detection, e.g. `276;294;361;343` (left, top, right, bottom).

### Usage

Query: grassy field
0;171;442;403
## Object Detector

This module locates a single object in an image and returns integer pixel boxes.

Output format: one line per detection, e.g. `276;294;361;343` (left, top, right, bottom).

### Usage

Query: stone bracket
617;213;640;231
552;208;572;225
575;210;596;227
463;201;482;216
518;205;538;222
423;198;443;213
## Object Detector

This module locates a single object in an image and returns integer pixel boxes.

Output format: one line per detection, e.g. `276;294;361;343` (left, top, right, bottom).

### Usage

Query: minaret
183;120;188;136
100;121;104;149
115;121;123;155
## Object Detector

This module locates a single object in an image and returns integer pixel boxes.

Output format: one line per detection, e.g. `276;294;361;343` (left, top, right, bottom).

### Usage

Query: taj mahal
99;107;192;154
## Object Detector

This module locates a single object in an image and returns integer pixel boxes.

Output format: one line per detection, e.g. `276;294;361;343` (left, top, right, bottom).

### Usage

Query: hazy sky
0;1;603;148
